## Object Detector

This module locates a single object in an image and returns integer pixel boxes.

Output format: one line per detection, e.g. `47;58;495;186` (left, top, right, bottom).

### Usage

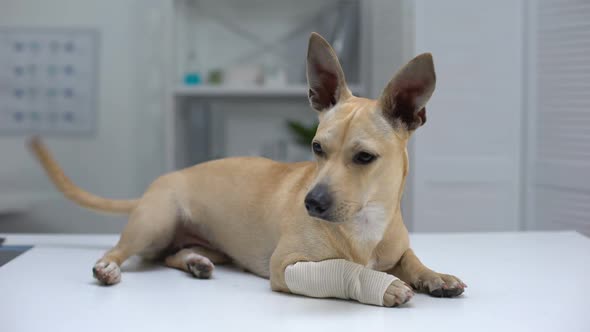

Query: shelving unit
175;85;310;98
174;84;365;98
164;0;371;170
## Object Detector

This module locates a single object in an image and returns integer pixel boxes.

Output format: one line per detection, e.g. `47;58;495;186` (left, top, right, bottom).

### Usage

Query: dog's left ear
306;32;351;112
379;53;436;131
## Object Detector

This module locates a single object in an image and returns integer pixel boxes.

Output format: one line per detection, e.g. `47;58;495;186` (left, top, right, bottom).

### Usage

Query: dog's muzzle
304;184;334;221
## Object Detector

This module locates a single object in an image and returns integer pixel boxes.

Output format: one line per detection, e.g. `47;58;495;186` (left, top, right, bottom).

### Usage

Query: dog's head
304;33;435;225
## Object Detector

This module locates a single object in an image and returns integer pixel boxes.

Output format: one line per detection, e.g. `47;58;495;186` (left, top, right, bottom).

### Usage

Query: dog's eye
353;152;377;165
312;142;324;156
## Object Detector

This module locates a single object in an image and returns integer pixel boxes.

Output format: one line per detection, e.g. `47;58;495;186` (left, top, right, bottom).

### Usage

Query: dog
29;33;465;307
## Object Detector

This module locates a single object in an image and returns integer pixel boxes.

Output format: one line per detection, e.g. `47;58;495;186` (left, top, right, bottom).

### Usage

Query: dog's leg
274;259;413;307
270;248;413;307
93;191;179;285
164;247;230;279
390;248;466;297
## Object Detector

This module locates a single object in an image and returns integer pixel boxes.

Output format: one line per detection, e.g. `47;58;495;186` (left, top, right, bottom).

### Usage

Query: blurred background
0;0;588;235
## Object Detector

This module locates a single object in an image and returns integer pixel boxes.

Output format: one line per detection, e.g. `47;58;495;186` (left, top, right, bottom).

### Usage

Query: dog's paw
383;279;414;307
185;254;214;279
93;261;121;285
414;272;466;297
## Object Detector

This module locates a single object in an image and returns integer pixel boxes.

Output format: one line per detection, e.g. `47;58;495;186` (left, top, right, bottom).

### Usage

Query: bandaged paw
284;259;399;306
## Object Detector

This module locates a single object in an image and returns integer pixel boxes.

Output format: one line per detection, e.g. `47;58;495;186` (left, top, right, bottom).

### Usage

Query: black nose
304;184;333;219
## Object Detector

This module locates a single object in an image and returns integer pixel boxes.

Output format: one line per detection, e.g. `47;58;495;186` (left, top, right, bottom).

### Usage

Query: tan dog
30;33;465;307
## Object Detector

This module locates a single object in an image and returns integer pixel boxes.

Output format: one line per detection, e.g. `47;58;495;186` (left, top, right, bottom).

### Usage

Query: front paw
93;260;121;285
414;272;466;297
383;279;414;307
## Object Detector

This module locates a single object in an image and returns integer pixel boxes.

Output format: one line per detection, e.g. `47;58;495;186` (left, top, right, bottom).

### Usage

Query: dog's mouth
310;215;343;223
310;204;379;224
305;199;363;224
307;209;350;224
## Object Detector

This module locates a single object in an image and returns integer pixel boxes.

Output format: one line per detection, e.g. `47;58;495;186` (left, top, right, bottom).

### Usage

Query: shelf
174;84;365;98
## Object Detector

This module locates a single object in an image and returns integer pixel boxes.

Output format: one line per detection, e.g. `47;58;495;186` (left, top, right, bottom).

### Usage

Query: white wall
411;0;524;232
0;0;165;233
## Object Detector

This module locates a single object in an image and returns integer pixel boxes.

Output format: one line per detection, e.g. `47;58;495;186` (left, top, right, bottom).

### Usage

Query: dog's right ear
379;53;436;132
306;32;351;112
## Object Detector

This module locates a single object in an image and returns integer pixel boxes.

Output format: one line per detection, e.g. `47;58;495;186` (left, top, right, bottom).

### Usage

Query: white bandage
284;259;396;306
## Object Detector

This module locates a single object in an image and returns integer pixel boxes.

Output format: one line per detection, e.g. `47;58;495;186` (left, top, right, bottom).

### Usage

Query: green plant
286;120;318;148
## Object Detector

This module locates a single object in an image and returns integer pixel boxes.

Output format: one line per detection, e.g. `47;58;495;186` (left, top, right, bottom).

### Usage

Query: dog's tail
28;137;139;214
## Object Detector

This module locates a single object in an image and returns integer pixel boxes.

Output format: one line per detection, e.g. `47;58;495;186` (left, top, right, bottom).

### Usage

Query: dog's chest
351;204;389;248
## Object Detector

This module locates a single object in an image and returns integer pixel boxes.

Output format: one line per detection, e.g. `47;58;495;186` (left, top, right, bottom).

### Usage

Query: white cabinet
410;0;524;232
525;0;590;235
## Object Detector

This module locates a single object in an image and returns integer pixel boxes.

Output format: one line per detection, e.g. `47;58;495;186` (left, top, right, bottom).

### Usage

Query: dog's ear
379;53;436;131
306;32;351;112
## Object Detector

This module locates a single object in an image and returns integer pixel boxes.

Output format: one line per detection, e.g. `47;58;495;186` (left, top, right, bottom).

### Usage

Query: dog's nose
304;184;333;219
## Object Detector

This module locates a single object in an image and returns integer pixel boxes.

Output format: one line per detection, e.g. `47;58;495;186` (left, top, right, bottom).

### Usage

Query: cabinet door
526;1;590;235
411;0;523;232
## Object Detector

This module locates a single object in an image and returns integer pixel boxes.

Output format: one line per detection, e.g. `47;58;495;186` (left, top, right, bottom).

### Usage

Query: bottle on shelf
184;50;202;85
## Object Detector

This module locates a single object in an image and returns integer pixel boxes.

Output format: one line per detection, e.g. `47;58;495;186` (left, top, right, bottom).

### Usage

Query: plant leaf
286;120;319;147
